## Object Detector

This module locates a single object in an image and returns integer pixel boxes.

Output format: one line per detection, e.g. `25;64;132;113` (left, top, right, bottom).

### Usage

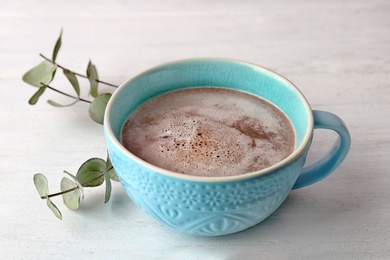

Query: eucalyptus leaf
33;173;49;198
104;173;112;203
47;99;79;107
22;60;57;87
106;154;113;170
107;168;119;181
88;93;111;124
86;60;99;97
61;177;81;210
63;170;84;199
76;158;106;187
28;85;47;105
52;29;62;63
47;198;62;220
63;69;80;97
106;155;119;181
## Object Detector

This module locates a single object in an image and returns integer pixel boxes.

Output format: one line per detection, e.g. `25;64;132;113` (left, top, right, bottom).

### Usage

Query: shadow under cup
104;59;316;236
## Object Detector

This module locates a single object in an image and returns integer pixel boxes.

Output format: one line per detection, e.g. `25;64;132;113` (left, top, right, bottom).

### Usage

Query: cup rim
104;57;314;183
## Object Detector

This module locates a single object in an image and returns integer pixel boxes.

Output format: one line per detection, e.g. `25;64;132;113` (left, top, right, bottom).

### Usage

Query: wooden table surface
1;0;389;259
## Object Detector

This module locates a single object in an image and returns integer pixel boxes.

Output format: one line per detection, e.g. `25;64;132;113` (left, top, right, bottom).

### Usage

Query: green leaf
63;170;84;199
47;198;62;220
107;168;119;181
86;60;99;97
106;154;113;170
104;173;112;203
63;69;80;97
76;158;106;187
28;85;47;105
61;177;81;210
52;29;62;63
88;93;111;124
47;99;78;107
22;60;57;87
33;173;49;198
106;155;119;181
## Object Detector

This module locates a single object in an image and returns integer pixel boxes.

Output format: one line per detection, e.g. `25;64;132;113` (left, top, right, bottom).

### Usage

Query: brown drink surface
121;88;295;177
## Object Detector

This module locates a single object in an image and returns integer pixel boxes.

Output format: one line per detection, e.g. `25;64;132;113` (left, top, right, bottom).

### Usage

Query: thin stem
42;172;105;199
44;83;92;103
40;53;86;78
40;53;118;88
45;186;78;199
96;80;118;88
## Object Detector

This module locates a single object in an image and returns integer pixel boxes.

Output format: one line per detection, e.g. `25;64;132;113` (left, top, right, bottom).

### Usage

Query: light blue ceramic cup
104;58;351;236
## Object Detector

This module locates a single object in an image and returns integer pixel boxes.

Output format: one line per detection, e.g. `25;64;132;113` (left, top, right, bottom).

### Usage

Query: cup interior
105;58;313;178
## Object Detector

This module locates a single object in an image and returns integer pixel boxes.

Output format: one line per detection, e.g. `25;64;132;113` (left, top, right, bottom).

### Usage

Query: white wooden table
1;0;389;259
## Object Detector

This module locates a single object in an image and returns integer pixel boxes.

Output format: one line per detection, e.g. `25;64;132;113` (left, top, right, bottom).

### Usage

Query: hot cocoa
121;87;295;177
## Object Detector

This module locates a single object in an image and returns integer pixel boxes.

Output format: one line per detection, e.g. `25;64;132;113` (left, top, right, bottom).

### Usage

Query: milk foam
121;88;295;177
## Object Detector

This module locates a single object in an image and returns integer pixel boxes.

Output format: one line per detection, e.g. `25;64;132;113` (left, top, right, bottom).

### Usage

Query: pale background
1;0;389;259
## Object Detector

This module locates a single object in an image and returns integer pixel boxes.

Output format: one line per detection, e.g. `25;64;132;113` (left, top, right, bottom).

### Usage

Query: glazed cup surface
104;58;349;236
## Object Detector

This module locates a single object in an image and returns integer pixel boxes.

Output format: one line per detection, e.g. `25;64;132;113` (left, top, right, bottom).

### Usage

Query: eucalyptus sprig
22;29;118;124
25;30;122;219
33;155;119;220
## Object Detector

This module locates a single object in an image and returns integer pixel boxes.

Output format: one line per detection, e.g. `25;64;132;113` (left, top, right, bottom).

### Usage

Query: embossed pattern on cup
107;141;310;236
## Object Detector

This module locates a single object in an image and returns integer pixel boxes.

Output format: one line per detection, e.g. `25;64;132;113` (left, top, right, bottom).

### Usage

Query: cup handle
292;110;351;189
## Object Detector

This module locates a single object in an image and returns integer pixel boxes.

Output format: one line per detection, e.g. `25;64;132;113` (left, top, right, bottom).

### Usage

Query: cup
104;58;351;236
